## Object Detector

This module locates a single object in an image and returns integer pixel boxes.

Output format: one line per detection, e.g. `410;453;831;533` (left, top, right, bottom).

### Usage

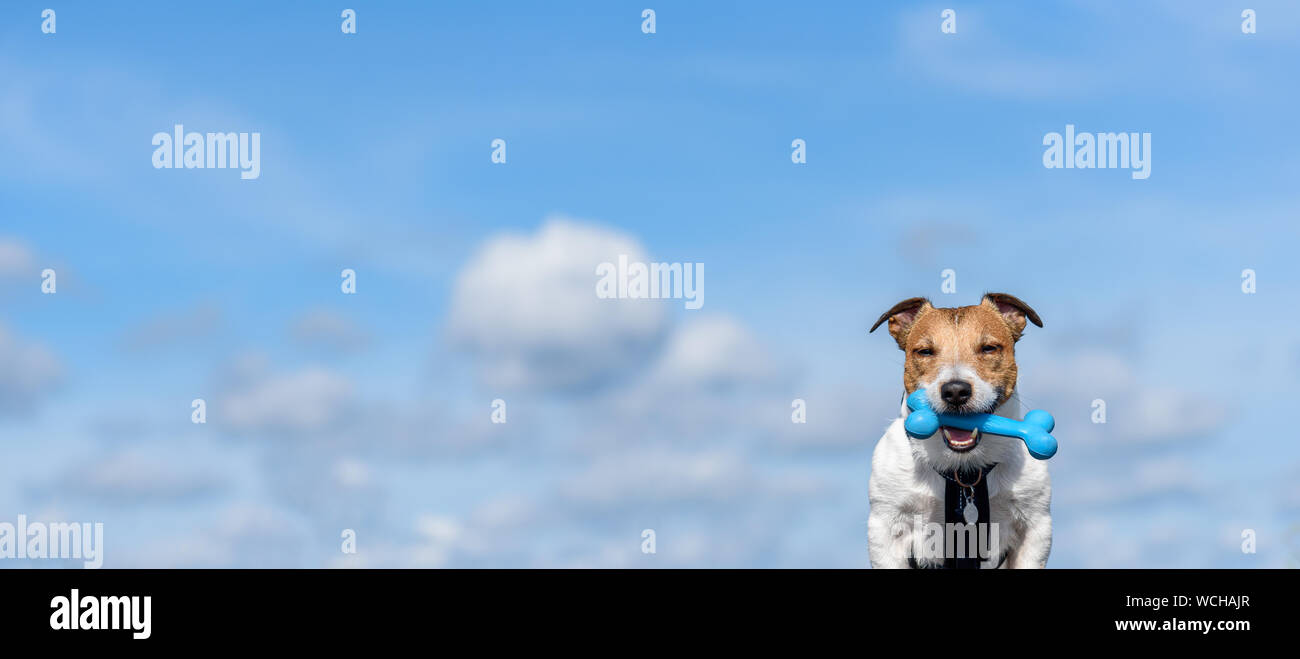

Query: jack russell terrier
867;293;1051;569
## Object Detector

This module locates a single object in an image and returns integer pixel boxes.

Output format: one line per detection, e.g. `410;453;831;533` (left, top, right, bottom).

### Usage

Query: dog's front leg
1007;511;1052;568
867;506;919;569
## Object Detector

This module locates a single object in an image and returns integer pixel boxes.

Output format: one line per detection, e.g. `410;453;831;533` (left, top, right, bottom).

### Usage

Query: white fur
867;392;1052;568
924;364;998;416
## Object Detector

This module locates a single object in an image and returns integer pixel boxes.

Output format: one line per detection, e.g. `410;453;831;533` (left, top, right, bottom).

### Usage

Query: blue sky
1;1;1298;567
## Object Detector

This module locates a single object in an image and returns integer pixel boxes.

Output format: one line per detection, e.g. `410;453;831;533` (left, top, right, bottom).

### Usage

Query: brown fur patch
873;294;1043;405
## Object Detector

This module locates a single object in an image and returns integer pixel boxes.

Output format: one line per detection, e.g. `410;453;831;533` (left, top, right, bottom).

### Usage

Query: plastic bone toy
903;389;1058;460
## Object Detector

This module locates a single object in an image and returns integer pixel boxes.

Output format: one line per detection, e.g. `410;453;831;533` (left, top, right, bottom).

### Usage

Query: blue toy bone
903;389;1058;460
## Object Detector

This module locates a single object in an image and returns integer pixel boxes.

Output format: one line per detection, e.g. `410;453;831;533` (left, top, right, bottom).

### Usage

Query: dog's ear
982;293;1043;340
870;297;931;349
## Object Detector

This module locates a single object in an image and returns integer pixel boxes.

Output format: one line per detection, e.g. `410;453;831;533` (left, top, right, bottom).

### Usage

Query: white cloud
1022;348;1228;445
219;367;356;435
646;315;780;390
54;449;225;503
0;323;63;415
0;238;36;279
561;449;750;508
414;514;463;548
259;449;387;538
560;447;828;511
333;457;372;488
124;503;311;568
1065;456;1206;507
1125;388;1228;444
331;510;495;569
446;218;668;392
769;384;895;451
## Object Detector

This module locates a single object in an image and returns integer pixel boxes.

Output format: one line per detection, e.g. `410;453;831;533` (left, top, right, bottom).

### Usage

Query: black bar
1;569;1288;646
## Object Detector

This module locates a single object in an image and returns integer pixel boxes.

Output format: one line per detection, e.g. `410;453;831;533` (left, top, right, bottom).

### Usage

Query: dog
867;293;1052;568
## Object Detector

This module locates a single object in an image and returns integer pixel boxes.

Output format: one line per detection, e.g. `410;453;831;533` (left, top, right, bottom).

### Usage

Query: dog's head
871;293;1042;461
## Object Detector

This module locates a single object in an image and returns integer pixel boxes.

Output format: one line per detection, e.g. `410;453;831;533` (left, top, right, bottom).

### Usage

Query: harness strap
905;464;1001;569
942;465;993;569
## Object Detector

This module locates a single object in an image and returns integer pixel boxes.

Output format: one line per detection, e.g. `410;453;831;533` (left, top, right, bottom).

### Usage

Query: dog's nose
940;380;972;407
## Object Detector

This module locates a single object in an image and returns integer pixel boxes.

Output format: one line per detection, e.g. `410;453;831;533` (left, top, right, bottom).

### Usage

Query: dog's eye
980;344;1000;354
914;348;934;357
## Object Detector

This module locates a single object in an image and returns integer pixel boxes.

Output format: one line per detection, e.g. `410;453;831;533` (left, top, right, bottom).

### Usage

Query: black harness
907;464;1006;569
938;464;998;569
